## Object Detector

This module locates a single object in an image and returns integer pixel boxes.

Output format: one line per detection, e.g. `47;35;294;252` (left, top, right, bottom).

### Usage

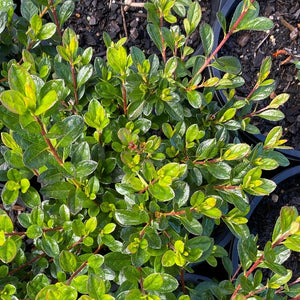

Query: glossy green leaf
27;274;50;300
30;14;42;34
71;275;88;294
181;216;202;235
26;224;43;239
41;235;59;258
35;90;58;115
23;142;49;169
149;183;175;201
58;0;75;27
0;90;27;115
200;23;214;56
104;252;131;271
283;235;300;252
147;24;163;52
187;1;201;34
77;64;93;88
0;214;13;233
76;160;98;178
115;209;149;225
211;56;241;75
37;23;57;40
40;182;75;199
207;162;231;180
107;46;128;75
47;115;85;147
59;250;77;272
257;110;284;121
187;90;203;108
268;93;289;109
0;238;17;263
223;144;251;160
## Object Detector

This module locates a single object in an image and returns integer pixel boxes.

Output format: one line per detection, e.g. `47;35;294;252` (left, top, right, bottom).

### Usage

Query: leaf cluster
0;0;298;299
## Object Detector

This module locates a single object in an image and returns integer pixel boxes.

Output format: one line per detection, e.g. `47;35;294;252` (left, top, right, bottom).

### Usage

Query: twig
121;5;128;38
115;1;145;11
254;30;272;53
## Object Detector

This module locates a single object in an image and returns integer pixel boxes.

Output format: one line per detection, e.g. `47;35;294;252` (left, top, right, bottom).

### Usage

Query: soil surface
248;175;300;282
65;0;211;59
221;0;300;150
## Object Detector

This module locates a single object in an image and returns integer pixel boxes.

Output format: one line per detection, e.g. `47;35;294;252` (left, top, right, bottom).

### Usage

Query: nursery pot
231;165;300;276
210;0;300;162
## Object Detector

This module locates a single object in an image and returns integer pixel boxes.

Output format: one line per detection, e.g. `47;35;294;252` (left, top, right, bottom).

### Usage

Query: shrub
0;0;299;299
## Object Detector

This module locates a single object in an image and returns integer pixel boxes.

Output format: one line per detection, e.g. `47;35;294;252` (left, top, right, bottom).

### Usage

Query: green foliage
0;0;297;299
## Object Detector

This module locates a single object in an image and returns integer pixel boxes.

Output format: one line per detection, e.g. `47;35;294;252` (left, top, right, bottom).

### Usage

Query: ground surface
65;0;211;58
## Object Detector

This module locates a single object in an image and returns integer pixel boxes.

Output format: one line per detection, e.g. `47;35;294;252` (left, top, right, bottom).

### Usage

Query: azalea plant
0;0;299;299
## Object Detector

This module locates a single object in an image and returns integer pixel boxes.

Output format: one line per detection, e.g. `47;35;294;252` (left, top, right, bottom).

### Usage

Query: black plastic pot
210;0;300;162
231;165;300;273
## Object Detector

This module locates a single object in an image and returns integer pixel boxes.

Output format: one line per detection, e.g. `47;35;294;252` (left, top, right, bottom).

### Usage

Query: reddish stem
193;158;221;165
138;267;145;294
160;14;166;63
180;268;187;294
66;245;102;285
214;185;240;190
122;83;127;115
34;116;64;165
49;0;62;38
188;0;256;87
8;253;46;276
5;227;63;236
231;233;290;299
243;106;269;119
139;178;158;194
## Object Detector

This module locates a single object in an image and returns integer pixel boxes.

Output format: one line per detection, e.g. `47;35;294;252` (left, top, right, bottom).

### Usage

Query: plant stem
138;178;158;194
34;116;64;165
180;268;187;294
231;233;290;299
242;106;269;119
156;208;197;219
193;158;221;165
49;0;62;38
70;63;79;105
34;115;80;188
188;0;256;87
122;83;127;115
138;267;145;294
160;14;166;63
66;245;102;285
214;185;240;190
5;227;63;236
8;252;46;276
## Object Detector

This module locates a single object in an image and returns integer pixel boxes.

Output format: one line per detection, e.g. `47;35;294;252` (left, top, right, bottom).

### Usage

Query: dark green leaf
41;235;60;258
77;64;93;88
58;0;75;27
147;24;163;52
21;186;41;208
200;23;214;56
40;182;75;199
37;23;57;40
115;210;149;225
257;110;284;121
75;160;98;178
47;116;85;147
211;56;241;75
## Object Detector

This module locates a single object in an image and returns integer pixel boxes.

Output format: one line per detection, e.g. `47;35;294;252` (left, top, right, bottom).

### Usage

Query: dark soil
248;175;300;282
221;0;300;150
65;0;212;59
